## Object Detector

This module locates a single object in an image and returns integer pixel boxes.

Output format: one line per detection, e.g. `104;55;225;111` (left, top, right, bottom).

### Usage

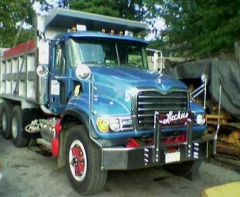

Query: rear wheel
0;103;13;139
65;125;107;196
11;106;28;147
164;160;202;177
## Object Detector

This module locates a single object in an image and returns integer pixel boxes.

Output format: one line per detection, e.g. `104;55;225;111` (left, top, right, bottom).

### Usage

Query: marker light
125;30;133;36
72;27;77;32
76;24;87;31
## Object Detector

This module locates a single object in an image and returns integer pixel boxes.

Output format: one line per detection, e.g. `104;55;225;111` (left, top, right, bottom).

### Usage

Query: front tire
0;103;13;139
11;106;28;147
65;125;107;196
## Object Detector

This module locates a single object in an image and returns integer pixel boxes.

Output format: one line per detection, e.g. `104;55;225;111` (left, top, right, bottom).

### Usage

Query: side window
55;43;66;75
118;43;143;67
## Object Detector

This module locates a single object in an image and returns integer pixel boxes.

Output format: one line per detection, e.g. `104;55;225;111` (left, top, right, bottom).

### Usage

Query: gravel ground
0;135;240;197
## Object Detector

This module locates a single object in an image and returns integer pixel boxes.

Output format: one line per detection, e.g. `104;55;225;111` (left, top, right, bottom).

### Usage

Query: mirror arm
37;64;62;82
37;31;46;40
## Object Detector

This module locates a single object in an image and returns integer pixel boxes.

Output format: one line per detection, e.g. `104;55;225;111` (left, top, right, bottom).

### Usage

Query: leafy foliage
147;0;240;57
1;0;240;57
69;0;145;20
0;0;147;48
0;0;34;47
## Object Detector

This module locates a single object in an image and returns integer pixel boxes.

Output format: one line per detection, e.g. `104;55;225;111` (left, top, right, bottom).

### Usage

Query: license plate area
165;151;181;163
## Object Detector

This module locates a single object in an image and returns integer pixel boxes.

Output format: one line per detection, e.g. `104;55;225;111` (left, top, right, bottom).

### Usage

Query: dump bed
0;40;37;103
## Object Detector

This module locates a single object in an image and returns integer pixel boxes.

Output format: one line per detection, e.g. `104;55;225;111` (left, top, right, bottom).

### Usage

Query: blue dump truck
0;8;217;195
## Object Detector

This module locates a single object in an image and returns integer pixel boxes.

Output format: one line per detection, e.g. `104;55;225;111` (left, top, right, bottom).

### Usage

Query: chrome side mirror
201;74;208;83
75;64;91;80
36;64;48;77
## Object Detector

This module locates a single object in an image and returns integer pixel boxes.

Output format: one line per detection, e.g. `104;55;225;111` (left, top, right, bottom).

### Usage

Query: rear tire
0;103;13;139
11;106;28;147
65;125;107;196
164;160;202;177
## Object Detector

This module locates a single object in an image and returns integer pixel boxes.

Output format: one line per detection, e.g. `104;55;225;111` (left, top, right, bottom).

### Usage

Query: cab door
48;41;70;114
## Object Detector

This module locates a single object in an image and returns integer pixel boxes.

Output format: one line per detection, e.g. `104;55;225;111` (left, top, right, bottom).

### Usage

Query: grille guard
153;111;193;163
100;110;216;170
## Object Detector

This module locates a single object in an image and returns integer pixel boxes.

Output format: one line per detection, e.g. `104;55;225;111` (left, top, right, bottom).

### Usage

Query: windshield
68;38;148;69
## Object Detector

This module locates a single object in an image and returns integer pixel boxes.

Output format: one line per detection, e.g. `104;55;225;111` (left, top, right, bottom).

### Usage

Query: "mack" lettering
160;111;188;125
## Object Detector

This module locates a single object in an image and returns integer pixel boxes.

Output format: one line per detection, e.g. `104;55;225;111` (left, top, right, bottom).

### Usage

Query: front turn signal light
97;117;109;133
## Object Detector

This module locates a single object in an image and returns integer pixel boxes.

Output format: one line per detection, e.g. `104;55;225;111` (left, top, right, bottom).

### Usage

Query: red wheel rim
69;140;87;181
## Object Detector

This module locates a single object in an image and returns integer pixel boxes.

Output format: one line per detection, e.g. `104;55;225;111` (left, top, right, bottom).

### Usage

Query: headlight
109;118;121;132
96;117;121;132
196;114;206;125
96;116;132;133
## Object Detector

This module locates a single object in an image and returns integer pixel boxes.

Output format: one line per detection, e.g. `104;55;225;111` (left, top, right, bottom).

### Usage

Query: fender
58;108;97;167
61;108;98;138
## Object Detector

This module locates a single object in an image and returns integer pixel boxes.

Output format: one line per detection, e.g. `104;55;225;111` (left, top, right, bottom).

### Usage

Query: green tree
0;0;149;48
147;0;240;57
0;0;34;47
69;0;146;20
69;0;148;37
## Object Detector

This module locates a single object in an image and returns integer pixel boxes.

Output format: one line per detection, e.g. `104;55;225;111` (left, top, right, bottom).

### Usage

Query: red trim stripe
3;39;36;59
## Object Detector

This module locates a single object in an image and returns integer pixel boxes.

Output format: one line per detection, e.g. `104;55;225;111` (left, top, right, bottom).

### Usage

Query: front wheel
65;125;107;196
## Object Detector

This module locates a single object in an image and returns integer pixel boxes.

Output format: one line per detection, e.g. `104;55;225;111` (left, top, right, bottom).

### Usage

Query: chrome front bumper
100;111;216;170
101;134;214;170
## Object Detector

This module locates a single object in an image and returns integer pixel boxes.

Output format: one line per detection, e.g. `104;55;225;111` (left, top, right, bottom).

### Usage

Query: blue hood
91;66;187;97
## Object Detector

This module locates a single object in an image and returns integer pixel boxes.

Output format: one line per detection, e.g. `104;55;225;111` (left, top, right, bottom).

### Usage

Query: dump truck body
0;8;216;195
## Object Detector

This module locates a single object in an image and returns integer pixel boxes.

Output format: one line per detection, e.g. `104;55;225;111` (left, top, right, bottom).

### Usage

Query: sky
146;17;166;41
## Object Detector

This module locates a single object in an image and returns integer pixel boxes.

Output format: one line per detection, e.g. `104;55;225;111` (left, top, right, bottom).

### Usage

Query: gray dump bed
41;8;147;33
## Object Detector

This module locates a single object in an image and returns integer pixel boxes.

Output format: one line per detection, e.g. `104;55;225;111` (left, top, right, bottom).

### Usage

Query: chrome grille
137;90;188;130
